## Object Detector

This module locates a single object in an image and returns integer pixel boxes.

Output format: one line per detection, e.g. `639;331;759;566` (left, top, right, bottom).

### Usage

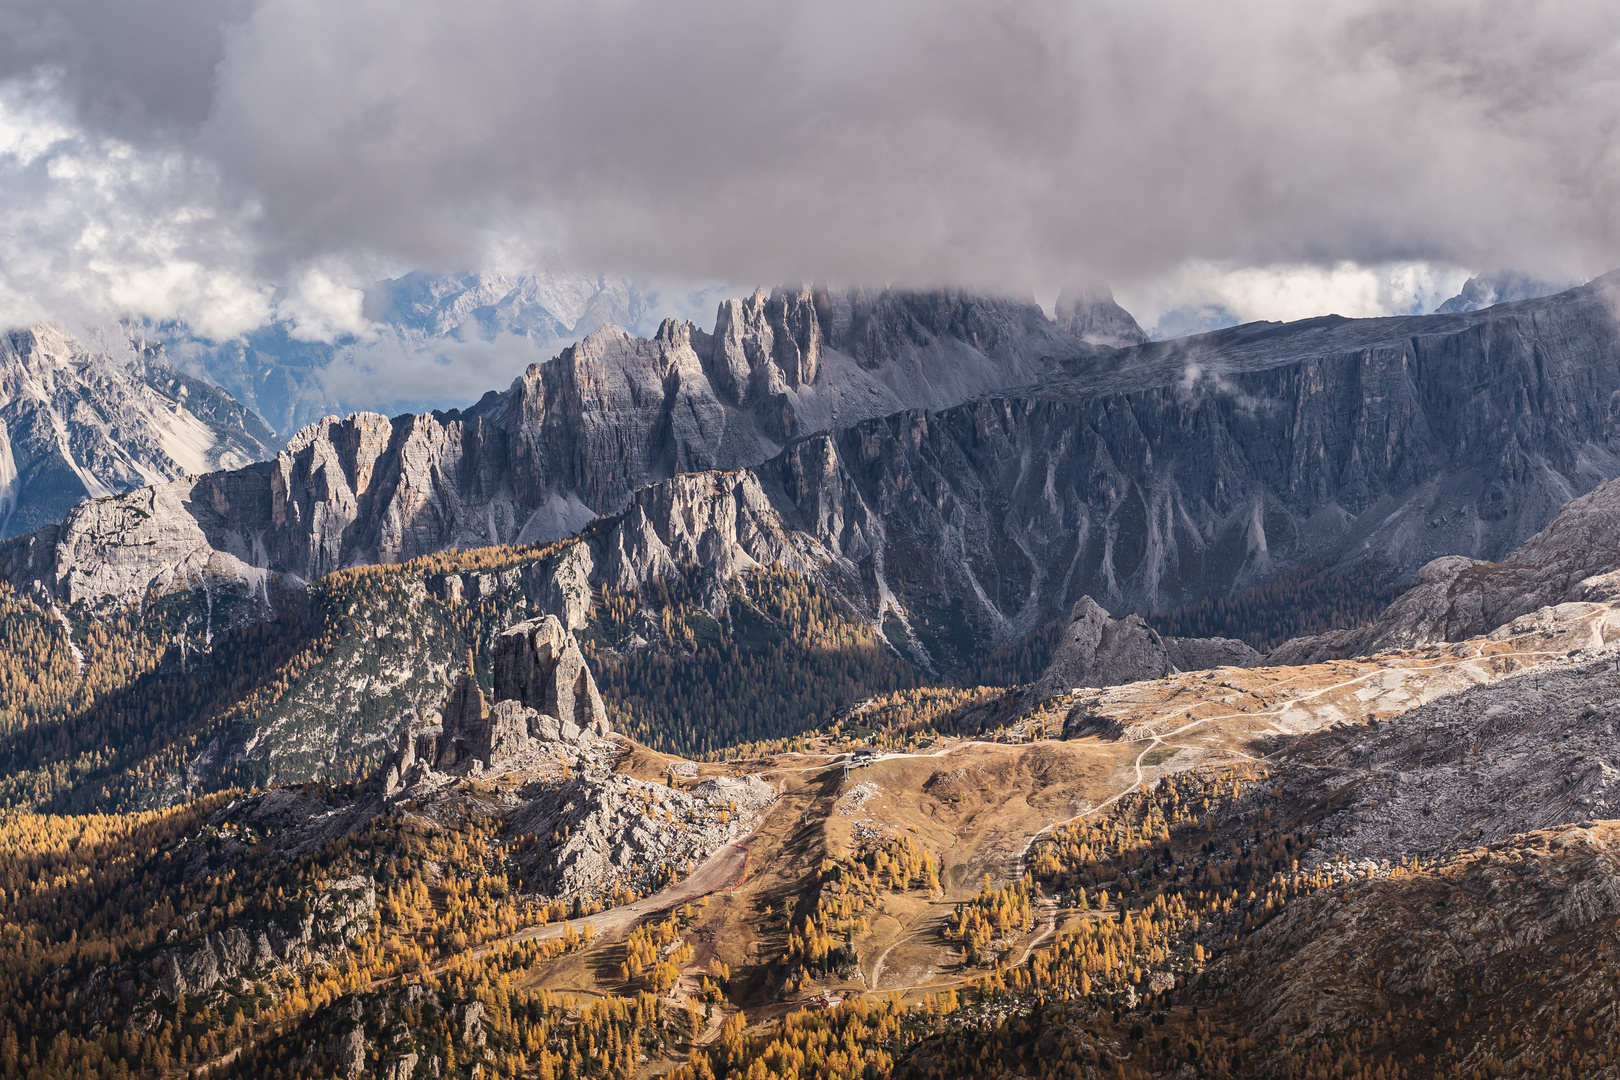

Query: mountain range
11;273;1620;674
7;267;1620;1080
0;325;279;540
0;283;1121;603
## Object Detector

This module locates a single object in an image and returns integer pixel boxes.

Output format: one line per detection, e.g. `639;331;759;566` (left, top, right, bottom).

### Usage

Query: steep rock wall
0;325;278;539
9;276;1620;675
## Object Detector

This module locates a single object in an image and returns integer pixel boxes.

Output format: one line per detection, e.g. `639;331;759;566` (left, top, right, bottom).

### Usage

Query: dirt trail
868;942;898;991
1014;901;1059;969
1014;649;1573;870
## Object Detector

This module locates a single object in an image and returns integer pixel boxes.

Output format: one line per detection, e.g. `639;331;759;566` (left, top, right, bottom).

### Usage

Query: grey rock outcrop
1027;597;1260;703
0;324;277;539
457;1002;487;1047
511;771;774;899
1287;646;1620;863
1163;634;1264;673
0;472;288;609
1034;598;1177;696
386;616;611;791
270;985;438;1080
426;670;489;772
493;615;607;732
332;1024;368;1080
155;874;376;1001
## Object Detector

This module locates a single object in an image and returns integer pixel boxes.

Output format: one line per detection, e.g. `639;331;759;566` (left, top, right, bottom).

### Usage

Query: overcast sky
0;0;1616;342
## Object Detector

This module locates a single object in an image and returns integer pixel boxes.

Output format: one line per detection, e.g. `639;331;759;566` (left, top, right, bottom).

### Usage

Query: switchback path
1012;650;1554;873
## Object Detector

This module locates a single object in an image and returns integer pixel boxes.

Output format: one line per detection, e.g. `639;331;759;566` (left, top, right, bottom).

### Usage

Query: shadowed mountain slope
7;275;1620;676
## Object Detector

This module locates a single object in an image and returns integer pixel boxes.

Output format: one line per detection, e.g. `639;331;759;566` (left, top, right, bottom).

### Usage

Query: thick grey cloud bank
0;0;1617;336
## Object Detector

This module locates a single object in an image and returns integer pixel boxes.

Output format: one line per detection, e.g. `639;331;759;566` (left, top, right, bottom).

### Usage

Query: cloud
0;0;1617;335
1118;260;1475;337
0;0;245;135
275;266;370;343
312;330;545;415
0;73;275;339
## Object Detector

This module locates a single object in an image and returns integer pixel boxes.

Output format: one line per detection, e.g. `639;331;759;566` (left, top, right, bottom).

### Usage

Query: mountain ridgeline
0;326;280;539
550;272;1620;655
6;275;1620;803
14;275;1620;639
1;285;1089;605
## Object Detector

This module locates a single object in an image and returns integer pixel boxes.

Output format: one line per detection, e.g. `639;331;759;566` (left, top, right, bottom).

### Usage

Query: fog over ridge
0;0;1615;339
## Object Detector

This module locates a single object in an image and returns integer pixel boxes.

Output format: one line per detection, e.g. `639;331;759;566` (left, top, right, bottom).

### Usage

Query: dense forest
0;782;681;1080
1146;558;1403;649
580;565;926;757
581;563;1062;757
0;538;1068;811
782;834;941;990
0;727;1609;1080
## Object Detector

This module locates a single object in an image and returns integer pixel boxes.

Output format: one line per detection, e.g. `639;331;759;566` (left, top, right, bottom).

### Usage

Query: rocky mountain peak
1029;596;1258;703
1053;285;1151;347
384;615;611;791
8;279;1102;574
1432;269;1577;314
825;286;1068;371
0;323;278;539
709;284;824;405
493;614;607;730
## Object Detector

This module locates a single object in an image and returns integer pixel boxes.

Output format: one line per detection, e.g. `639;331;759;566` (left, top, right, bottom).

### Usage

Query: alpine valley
7;274;1620;1080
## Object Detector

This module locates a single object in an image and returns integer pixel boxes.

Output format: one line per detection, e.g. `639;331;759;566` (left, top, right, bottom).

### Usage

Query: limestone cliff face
13;276;1620;680
789;275;1620;637
432;467;858;640
492;615;607;731
0;325;278;539
3;286;1073;605
501;275;1620;671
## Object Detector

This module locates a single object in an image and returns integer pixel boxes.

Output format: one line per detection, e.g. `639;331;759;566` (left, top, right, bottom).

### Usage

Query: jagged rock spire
382;615;610;792
1052;285;1150;347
